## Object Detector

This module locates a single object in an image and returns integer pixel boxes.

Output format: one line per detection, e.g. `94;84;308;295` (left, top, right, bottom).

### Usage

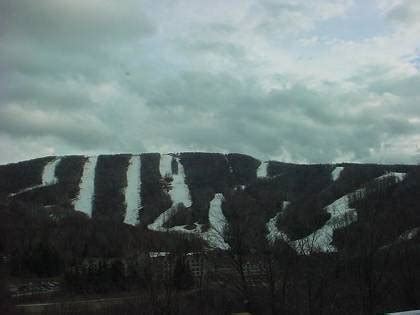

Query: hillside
1;152;419;253
1;152;420;314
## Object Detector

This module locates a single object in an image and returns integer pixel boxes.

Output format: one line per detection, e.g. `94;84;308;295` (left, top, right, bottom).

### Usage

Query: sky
1;0;420;164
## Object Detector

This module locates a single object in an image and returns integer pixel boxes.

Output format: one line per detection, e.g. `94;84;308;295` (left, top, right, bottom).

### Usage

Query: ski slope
9;157;62;197
160;154;191;208
266;201;290;244
148;154;192;231
294;172;407;254
331;166;344;181
73;156;98;217
148;192;230;249
201;193;230;249
123;155;142;225
257;161;268;177
267;172;407;254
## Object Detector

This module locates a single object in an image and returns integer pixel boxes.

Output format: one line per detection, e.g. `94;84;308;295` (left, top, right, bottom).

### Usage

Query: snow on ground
294;193;359;254
147;206;180;232
9;157;62;197
392;227;420;244
73;156;98;217
269;172;407;254
381;226;420;250
148;154;192;231
390;227;420;245
399;227;420;241
389;310;420;314
207;193;227;237
123;155;142;225
148;192;229;249
42;158;61;185
331;166;344;181
377;171;407;182
202;193;230;249
149;252;170;258
257;161;268;177
266;201;291;244
160;154;191;208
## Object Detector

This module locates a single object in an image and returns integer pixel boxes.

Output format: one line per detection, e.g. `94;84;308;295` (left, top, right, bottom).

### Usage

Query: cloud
0;0;154;47
0;104;111;148
380;0;420;27
0;0;419;164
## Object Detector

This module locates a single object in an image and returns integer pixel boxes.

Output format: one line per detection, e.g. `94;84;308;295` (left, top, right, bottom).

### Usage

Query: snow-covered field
73;156;98;217
123;155;142;225
9;157;62;197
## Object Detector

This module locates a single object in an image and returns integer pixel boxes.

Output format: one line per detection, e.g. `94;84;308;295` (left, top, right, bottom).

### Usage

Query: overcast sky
1;0;420;164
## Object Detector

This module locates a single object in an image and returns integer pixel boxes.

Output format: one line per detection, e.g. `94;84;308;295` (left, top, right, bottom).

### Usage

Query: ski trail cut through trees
124;155;142;225
9;157;62;197
266;201;290;244
148;154;191;231
73;156;98;217
202;193;230;249
271;172;407;254
331;166;344;181
257;161;268;178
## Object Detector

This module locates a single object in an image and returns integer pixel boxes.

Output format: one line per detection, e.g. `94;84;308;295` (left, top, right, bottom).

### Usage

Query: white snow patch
266;201;291;244
234;184;246;191
293;172;407;254
331;166;344;181
42;158;61;185
398;227;420;242
257;161;268;178
148;154;191;231
73;156;98;217
270;172;407;254
149;252;170;258
294;192;359;254
377;171;407;182
148;192;229;250
160;154;191;208
9;157;62;197
267;212;289;244
123;155;142;225
148;206;181;232
208;193;227;237
202;193;230;249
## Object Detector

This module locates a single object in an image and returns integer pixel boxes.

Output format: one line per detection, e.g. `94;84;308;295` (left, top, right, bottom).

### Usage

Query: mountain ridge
1;152;419;253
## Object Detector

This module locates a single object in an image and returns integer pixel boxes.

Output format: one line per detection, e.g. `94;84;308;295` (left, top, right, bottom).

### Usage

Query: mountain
1;152;420;253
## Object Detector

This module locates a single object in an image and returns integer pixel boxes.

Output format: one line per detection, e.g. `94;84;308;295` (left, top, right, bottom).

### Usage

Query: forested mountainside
1;153;420;314
1;152;420;252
